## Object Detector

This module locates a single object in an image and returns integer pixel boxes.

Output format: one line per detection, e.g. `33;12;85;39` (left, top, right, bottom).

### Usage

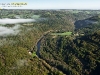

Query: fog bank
0;19;35;24
0;25;20;36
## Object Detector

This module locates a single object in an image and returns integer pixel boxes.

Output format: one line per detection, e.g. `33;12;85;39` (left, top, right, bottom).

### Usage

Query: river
36;38;42;57
36;30;53;57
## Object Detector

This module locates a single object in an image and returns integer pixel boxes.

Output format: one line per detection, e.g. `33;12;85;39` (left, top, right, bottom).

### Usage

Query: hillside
75;15;100;35
74;15;100;29
40;30;100;75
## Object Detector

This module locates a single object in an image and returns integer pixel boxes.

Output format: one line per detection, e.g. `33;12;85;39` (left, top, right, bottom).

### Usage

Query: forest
0;9;100;75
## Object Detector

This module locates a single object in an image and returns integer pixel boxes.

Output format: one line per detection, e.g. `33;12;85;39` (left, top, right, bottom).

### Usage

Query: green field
51;32;72;36
32;52;37;57
32;15;40;19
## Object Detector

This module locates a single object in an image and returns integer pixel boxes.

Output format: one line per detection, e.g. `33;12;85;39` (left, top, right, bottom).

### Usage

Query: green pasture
32;52;37;57
51;32;72;36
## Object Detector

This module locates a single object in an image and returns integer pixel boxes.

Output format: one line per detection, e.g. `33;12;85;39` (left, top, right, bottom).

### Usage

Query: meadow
51;32;72;36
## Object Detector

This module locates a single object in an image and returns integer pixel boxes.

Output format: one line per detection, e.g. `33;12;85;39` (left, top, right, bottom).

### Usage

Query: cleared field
32;15;40;19
32;52;37;57
51;32;72;36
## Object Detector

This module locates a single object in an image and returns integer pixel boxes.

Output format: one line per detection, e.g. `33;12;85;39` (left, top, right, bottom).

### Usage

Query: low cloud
0;18;44;36
0;25;20;36
0;18;36;36
0;19;35;24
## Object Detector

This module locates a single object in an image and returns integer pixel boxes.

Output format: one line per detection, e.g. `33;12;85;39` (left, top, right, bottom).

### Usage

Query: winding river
36;37;43;57
35;30;65;74
36;30;53;57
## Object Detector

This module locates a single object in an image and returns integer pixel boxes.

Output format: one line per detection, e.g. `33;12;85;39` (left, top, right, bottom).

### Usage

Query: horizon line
0;8;100;10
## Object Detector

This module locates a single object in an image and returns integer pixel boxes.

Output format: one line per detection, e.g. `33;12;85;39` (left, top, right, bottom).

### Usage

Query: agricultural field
51;32;72;36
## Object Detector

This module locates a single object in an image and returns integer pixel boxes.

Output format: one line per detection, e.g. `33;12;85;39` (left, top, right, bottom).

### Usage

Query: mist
0;25;20;36
0;18;44;36
0;18;37;36
0;19;35;24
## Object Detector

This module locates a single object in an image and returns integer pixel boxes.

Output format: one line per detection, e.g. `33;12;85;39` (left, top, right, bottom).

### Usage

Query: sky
0;0;100;9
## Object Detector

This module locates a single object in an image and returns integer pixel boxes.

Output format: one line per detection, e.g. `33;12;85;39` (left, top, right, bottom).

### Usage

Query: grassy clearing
32;15;40;19
32;52;37;57
51;32;72;36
